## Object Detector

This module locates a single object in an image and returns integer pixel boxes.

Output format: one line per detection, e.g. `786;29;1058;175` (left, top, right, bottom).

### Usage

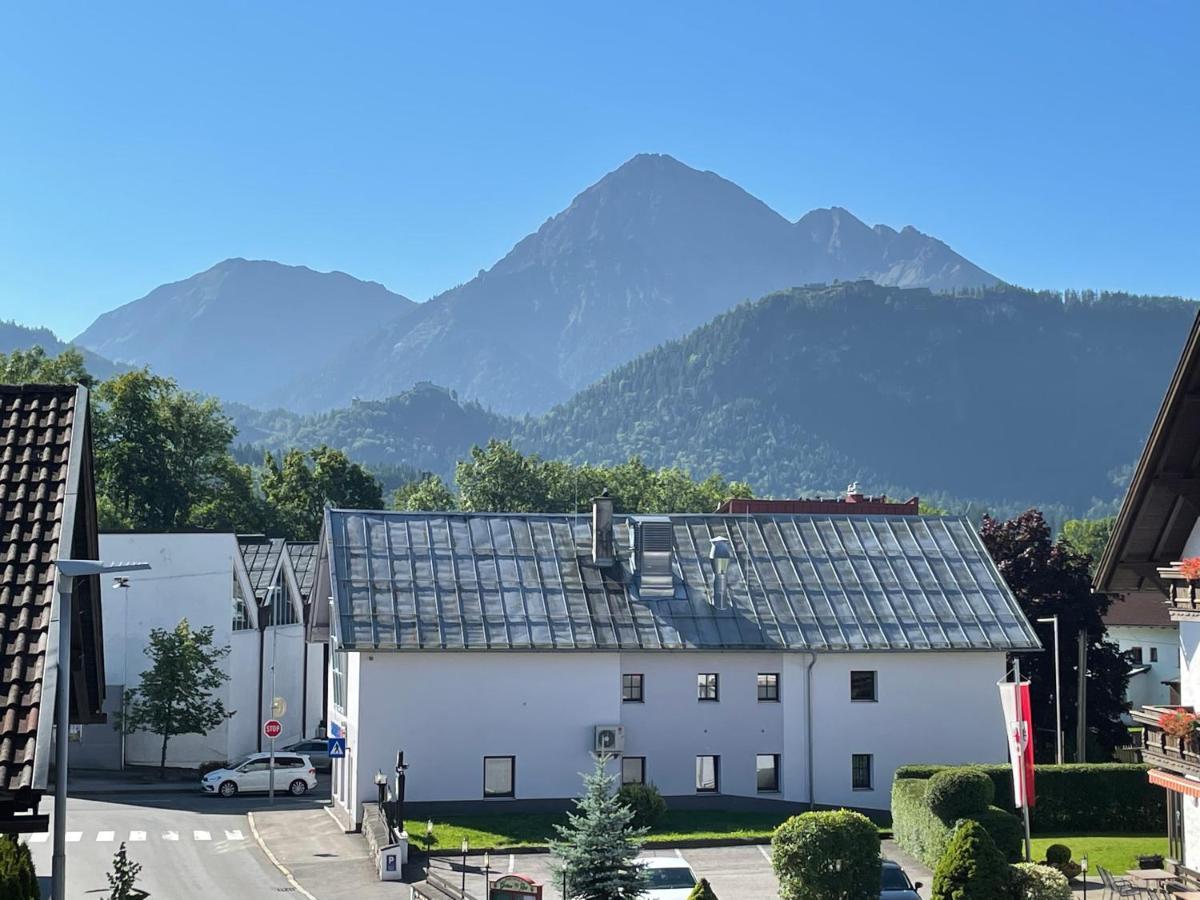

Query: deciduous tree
392;473;458;511
260;445;383;539
0;345;93;386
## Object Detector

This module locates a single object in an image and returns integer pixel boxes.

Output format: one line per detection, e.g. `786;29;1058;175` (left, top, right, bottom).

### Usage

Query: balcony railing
1131;705;1200;777
1156;564;1200;620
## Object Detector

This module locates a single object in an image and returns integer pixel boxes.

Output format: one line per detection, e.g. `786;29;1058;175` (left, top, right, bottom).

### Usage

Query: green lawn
1029;835;1168;875
405;810;799;851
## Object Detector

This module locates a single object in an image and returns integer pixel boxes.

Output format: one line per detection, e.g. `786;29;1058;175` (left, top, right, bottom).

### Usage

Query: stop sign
263;719;282;739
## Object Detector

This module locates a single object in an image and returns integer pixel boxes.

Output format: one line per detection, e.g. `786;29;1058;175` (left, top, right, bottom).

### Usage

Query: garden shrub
925;767;995;820
686;878;718;899
1043;844;1070;866
0;834;38;900
891;775;1022;868
616;782;667;829
893;763;1163;833
1010;863;1071;900
772;809;881;900
931;820;1011;900
972;808;1023;862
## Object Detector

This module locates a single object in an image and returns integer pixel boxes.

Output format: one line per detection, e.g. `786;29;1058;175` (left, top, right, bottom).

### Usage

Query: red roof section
718;494;920;516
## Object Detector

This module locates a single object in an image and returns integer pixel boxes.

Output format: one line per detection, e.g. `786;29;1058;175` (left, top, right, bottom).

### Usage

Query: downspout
806;651;817;811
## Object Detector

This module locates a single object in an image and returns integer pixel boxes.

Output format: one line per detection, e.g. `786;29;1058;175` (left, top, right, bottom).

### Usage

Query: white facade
329;649;1008;828
1176;520;1200;868
1109;623;1179;711
76;532;325;770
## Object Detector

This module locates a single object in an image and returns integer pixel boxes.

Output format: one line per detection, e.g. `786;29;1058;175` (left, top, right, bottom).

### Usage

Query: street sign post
327;737;346;758
264;717;282;804
263;719;282;739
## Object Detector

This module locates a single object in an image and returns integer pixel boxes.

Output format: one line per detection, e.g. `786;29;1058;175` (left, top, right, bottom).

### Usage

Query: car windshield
881;867;913;890
644;866;697;888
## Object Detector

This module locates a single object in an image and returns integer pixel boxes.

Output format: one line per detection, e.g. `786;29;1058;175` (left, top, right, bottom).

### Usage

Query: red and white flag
997;679;1036;808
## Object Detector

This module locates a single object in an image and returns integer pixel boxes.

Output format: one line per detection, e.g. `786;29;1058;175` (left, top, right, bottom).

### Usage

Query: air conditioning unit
593;725;625;754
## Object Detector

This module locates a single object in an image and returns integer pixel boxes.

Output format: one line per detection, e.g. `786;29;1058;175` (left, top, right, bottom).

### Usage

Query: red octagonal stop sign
263;719;282;739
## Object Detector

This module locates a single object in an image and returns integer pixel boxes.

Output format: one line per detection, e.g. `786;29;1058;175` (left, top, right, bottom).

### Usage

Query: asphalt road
21;790;324;899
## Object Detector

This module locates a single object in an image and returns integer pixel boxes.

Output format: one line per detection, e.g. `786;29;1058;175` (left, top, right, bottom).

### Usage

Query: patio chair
1098;866;1150;899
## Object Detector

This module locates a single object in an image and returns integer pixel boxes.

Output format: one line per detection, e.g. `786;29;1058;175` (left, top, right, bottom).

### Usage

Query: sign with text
263;719;282;739
490;874;543;900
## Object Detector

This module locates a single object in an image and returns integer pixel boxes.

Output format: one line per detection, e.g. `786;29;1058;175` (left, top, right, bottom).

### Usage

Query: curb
247;810;320;900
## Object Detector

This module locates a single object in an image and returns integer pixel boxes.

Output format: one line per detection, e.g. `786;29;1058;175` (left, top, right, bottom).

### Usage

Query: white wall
1109;624;1179;712
228;629;262;760
1176;518;1200;868
332;648;1008;824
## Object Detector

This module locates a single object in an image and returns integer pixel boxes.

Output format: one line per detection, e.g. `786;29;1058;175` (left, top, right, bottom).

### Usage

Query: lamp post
461;838;469;898
51;559;150;900
425;818;434;853
374;770;388;839
1036;615;1063;765
395;750;408;841
483;851;491;896
1081;855;1088;900
112;576;131;772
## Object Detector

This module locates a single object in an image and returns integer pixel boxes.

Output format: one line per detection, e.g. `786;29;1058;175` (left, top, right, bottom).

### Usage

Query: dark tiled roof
1104;591;1174;627
320;510;1040;653
0;385;101;803
238;537;285;600
286;542;317;603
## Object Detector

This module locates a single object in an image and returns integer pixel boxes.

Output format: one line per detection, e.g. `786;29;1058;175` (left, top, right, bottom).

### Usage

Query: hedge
893;764;1163;834
891;778;1022;869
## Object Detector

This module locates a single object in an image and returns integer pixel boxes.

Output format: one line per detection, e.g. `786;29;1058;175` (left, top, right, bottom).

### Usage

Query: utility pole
268;585;279;804
1077;628;1088;763
1014;657;1033;863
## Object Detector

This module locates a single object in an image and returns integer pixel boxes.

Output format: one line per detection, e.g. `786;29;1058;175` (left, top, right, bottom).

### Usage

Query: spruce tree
931;820;1009;900
549;755;647;900
106;841;145;899
0;834;38;900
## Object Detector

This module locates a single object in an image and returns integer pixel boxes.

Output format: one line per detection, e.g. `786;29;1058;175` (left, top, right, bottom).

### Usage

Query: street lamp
112;576;131;771
461;838;469;897
51;559;150;900
425;818;434;853
1036;616;1064;765
374;770;388;823
1081;855;1089;900
483;851;491;895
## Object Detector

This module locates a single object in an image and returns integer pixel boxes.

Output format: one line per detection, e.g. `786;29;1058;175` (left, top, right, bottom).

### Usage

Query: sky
1;2;1197;339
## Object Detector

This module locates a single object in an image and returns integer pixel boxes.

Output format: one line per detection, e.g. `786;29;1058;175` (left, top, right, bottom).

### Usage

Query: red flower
1159;709;1199;738
1180;558;1200;581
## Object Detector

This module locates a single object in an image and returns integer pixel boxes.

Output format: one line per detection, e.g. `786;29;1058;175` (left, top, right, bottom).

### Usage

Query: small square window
756;754;780;793
1129;646;1144;664
850;670;877;702
483;756;514;798
852;754;873;791
1151;647;1159;663
696;755;720;792
621;757;645;786
698;673;719;701
757;673;780;702
623;673;644;702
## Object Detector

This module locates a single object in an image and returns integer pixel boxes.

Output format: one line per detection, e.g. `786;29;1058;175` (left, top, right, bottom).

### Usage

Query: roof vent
592;491;614;566
631;517;675;599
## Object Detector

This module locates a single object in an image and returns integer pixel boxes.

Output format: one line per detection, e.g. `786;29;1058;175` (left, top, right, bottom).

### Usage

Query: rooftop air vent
631;517;675;599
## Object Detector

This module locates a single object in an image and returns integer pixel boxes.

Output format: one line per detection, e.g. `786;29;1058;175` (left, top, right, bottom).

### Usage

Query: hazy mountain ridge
0;319;123;381
75;258;415;405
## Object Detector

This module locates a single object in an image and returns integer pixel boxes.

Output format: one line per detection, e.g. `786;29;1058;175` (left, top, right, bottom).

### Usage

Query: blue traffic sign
327;737;347;758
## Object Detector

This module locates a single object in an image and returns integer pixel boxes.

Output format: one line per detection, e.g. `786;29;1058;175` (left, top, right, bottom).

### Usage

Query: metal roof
238;537;285;601
319;509;1039;653
285;542;318;603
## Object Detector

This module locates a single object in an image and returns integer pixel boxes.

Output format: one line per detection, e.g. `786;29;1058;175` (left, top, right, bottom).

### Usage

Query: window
852;754;873;791
331;651;347;714
623;673;644;703
757;673;780;702
266;582;299;627
1151;647;1159;663
621;757;645;785
696;755;720;792
697;673;719;701
1129;646;1144;664
756;754;780;792
232;573;253;631
850;670;877;702
484;756;515;798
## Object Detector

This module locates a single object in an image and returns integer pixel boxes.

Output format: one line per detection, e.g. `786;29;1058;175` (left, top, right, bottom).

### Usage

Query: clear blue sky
2;2;1196;339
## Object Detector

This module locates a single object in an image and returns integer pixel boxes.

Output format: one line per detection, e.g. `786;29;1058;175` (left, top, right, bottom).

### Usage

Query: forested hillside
0;320;122;381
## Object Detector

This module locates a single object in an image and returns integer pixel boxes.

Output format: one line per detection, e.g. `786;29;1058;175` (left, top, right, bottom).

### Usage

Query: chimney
592;490;614;566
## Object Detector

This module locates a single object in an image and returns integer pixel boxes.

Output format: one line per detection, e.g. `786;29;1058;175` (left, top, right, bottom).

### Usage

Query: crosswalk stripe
66;832;81;843
27;833;48;844
163;831;179;841
224;829;244;841
129;831;146;842
97;831;115;842
193;830;211;841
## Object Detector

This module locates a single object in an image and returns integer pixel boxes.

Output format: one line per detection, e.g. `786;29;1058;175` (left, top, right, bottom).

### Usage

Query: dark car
282;739;332;772
880;859;922;899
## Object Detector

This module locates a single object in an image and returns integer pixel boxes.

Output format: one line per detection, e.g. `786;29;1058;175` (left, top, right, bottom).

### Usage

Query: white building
75;532;325;770
309;500;1041;829
1095;309;1200;869
1104;595;1179;715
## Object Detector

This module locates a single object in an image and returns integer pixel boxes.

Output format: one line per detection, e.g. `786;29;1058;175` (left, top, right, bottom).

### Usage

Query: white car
201;752;317;798
638;857;698;899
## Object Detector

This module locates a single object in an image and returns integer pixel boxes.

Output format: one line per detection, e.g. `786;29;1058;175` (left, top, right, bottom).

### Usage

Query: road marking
66;832;81;843
508;854;515;873
163;831;179;841
97;831;115;842
194;830;211;842
27;833;48;844
224;829;244;841
129;831;146;842
757;844;772;862
247;811;318;900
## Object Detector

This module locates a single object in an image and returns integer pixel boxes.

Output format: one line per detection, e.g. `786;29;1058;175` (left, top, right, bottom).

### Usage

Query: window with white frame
484;756;515;798
696;755;719;792
331;650;347;713
756;754;780;792
697;673;719;702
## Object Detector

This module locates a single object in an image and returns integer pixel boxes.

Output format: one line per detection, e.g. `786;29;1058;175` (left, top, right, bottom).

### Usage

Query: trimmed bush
891;776;1022;868
0;834;38;900
925;767;995;820
687;878;719;899
772;809;881;900
893;763;1163;833
973;809;1023;863
931;820;1011;900
616;782;667;829
1010;863;1071;900
1043;844;1070;866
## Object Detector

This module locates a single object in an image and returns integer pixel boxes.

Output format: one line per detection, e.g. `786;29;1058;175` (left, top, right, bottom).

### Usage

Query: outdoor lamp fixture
50;559;151;900
483;851;491;891
374;770;387;810
426;819;434;851
461;838;469;896
1081;856;1088;900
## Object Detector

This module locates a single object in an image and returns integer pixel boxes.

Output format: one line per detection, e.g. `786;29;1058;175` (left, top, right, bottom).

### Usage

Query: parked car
637;857;698;899
200;752;317;798
282;738;332;771
880;859;922;899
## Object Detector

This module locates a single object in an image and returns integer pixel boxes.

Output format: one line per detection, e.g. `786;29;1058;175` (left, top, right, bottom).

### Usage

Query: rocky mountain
75;258;414;405
0;319;122;381
272;153;998;414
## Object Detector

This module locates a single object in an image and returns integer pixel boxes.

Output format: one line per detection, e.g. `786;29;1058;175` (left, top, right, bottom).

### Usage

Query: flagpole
1014;657;1032;862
